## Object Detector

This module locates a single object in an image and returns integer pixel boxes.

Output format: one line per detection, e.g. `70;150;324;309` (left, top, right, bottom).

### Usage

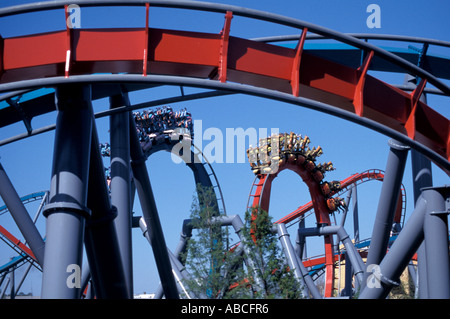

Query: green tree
182;184;236;298
241;207;302;299
182;185;302;299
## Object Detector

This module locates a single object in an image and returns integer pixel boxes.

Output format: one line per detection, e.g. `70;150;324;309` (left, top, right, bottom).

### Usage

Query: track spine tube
276;223;321;299
128;110;179;299
109;92;133;297
359;195;427;299
422;186;450;299
41;84;93;299
0;162;45;266
84;119;130;299
363;139;410;289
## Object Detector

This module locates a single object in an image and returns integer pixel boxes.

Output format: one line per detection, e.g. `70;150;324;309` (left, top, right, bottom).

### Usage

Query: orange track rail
275;169;404;225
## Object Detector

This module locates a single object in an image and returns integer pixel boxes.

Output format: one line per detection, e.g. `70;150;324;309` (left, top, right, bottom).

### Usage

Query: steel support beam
41;84;93;299
128;110;179;299
359;192;426;299
422;186;450;299
109;92;133;296
0;162;45;266
410;89;433;299
363;139;410;287
139;218;200;299
298;226;365;286
84;119;130;299
277;223;321;299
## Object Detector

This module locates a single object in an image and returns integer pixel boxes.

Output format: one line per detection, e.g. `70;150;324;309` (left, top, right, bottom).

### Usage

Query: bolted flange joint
42;202;91;219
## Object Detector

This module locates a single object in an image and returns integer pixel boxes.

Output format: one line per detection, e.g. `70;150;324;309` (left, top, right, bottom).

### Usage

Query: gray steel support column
41;84;93;299
364;139;409;286
0;163;45;266
174;219;194;265
410;88;432;298
343;251;353;297
359;196;427;299
297;226;365;285
109;92;133;296
84;120;129;299
129;112;179;299
422;186;450;299
351;185;360;243
9;263;15;299
295;215;307;259
277;223;321;299
139;218;200;299
411;146;433;298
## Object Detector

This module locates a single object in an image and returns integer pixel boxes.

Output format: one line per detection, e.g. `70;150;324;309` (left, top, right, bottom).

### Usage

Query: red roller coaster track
273;169;405;225
247;165;405;297
0;6;448;171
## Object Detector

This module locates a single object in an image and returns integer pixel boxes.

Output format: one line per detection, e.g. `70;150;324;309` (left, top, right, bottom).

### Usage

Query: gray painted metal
363;139;410;288
412;148;432;299
0;162;45;266
41;84;93;299
422;186;450;299
84;119;129;299
128;111;179;299
410;84;432;299
0;1;448;96
139;218;202;299
0;73;447;174
358;189;441;299
297;225;365;286
277;223;321;299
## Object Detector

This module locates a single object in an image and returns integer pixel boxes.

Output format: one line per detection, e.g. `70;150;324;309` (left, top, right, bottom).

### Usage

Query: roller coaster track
111;116;227;216
0;191;47;276
245;136;407;297
146;138;226;216
0;1;448;175
0;0;448;299
274;169;406;227
246;133;346;297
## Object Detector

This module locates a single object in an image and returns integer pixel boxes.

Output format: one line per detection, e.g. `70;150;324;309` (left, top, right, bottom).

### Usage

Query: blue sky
0;0;449;296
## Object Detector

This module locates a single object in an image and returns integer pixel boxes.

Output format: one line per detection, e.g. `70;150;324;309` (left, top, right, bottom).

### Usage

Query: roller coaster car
313;169;324;182
321;182;332;196
305;159;316;172
296;154;306;165
287;153;296;163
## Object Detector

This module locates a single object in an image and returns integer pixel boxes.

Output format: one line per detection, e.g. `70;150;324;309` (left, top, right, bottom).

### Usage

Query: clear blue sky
0;0;448;296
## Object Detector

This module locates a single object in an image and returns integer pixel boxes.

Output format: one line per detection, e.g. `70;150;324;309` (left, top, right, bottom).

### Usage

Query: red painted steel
143;3;150;76
218;11;233;83
274;169;403;225
353;50;374;116
1;24;448;165
290;27;308;97
249;162;335;297
0;224;36;261
250;168;405;297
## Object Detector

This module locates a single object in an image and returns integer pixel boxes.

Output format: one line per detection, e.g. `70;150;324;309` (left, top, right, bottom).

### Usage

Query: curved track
274;169;406;226
0;1;449;173
246;133;345;297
